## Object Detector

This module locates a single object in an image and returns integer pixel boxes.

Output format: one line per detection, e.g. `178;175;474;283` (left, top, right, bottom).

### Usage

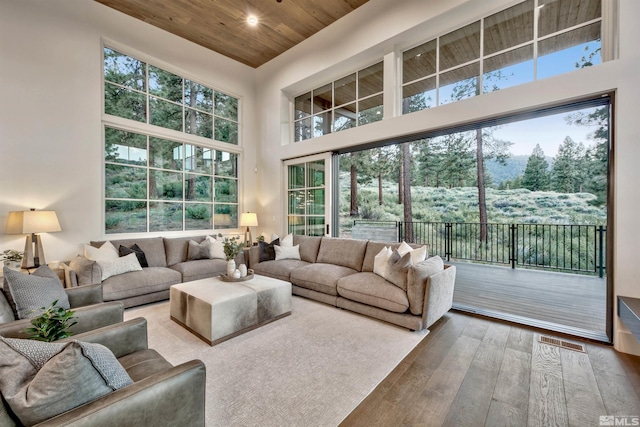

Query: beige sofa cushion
337;272;409;313
252;259;310;282
290;263;358;296
316;237;367;271
407;256;444;315
101;267;181;302
292;235;322;263
163;236;206;266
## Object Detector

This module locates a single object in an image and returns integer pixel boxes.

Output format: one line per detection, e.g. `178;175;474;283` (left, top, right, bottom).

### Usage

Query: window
402;0;602;114
104;48;239;145
293;62;383;142
104;127;238;234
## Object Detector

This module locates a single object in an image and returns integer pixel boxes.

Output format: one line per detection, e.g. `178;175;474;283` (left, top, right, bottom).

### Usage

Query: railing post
510;224;516;269
445;222;452;262
598;225;605;278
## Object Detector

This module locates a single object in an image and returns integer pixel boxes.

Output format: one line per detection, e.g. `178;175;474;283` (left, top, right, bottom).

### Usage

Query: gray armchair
16;318;206;426
0;283;124;339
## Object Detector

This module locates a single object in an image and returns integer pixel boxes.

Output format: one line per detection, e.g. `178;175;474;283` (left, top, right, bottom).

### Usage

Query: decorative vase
3;260;21;271
238;264;247;277
232;269;241;279
226;259;236;277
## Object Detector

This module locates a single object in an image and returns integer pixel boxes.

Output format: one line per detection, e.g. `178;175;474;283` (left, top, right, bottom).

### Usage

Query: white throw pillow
397;241;428;265
97;253;142;281
206;236;226;260
373;246;393;278
274;245;301;261
280;233;294;247
84;241;119;262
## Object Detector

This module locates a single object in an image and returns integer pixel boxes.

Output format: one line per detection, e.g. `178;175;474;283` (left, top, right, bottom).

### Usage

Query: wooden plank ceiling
95;0;370;68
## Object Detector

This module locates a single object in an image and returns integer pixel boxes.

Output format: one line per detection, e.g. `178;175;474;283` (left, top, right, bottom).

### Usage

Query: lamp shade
239;212;258;227
5;210;61;234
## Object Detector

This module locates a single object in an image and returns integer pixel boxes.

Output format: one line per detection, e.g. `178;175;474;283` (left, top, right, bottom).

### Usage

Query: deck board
450;262;607;334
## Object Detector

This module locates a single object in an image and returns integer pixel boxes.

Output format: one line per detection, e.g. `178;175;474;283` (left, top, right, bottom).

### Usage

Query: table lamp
5;209;61;268
239;212;258;246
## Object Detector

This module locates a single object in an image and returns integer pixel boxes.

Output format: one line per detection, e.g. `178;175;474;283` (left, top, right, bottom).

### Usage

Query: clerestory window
402;0;603;113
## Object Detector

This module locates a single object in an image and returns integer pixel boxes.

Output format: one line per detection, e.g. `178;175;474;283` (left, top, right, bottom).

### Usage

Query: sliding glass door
284;153;332;236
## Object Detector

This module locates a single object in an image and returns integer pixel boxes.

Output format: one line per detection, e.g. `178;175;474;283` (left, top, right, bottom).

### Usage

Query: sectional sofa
248;235;456;331
65;235;242;308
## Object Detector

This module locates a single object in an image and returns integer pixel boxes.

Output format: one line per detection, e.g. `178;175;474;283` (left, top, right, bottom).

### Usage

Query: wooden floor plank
402;335;481;425
593;367;640;417
561;349;606;426
493;347;532;411
486;400;528;427
531;333;563;378
442;324;509;426
527;371;569;427
506;326;534;353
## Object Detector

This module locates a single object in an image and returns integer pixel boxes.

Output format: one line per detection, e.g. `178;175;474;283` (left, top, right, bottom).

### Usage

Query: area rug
124;296;428;426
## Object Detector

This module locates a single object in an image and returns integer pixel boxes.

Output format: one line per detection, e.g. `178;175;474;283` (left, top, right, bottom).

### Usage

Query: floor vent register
539;335;586;353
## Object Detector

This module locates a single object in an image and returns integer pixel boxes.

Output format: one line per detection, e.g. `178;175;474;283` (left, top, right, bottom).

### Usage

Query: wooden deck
450;261;607;339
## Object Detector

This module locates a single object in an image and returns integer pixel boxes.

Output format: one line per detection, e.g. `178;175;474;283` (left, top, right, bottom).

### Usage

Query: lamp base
21;234;45;269
244;227;253;247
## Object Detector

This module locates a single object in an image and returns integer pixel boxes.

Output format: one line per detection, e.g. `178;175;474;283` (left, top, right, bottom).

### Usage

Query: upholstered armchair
0;318;206;426
0;282;124;339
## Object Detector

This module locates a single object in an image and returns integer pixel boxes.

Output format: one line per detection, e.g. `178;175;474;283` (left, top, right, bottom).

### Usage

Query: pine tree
552;136;580;193
521;144;550;191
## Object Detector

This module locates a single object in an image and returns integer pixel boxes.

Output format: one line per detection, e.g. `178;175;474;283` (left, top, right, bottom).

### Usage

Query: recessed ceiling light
247;15;258;26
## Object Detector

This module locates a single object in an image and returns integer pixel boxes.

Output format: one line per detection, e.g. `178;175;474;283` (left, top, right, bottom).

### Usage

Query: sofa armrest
422;264;456;329
0;301;124;339
36;359;206;427
63;317;147;358
66;283;103;307
248;246;260;268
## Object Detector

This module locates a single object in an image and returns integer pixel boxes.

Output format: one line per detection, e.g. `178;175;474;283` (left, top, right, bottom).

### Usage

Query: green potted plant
217;234;245;276
23;300;77;342
1;249;24;271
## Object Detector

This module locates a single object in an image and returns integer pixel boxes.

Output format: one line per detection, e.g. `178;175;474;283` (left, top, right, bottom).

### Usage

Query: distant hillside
486;155;553;185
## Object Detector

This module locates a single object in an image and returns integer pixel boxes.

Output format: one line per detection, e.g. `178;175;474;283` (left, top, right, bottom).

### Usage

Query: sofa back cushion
316;237;367;271
91;237;167;268
292;235;322;263
164;236;206;266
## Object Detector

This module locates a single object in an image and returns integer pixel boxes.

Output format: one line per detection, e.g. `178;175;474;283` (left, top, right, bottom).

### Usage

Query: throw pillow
187;239;213;261
0;291;15;323
274;244;301;260
258;238;280;262
373;246;393;278
96;253;142;281
280;233;294;248
205;236;226;260
397;241;428;265
84;241;119;262
69;255;101;286
3;266;70;320
407;256;445;315
381;249;413;290
118;244;149;268
0;337;133;426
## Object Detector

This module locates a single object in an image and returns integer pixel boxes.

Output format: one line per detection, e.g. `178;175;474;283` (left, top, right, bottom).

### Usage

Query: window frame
101;40;243;236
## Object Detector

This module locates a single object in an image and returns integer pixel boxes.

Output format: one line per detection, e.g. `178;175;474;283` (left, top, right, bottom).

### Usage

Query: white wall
254;0;640;354
0;0;257;262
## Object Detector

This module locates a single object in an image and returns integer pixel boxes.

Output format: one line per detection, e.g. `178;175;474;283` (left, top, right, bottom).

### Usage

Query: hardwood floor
340;311;640;427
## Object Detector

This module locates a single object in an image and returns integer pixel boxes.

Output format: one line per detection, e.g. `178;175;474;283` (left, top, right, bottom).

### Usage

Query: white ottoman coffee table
170;275;292;345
